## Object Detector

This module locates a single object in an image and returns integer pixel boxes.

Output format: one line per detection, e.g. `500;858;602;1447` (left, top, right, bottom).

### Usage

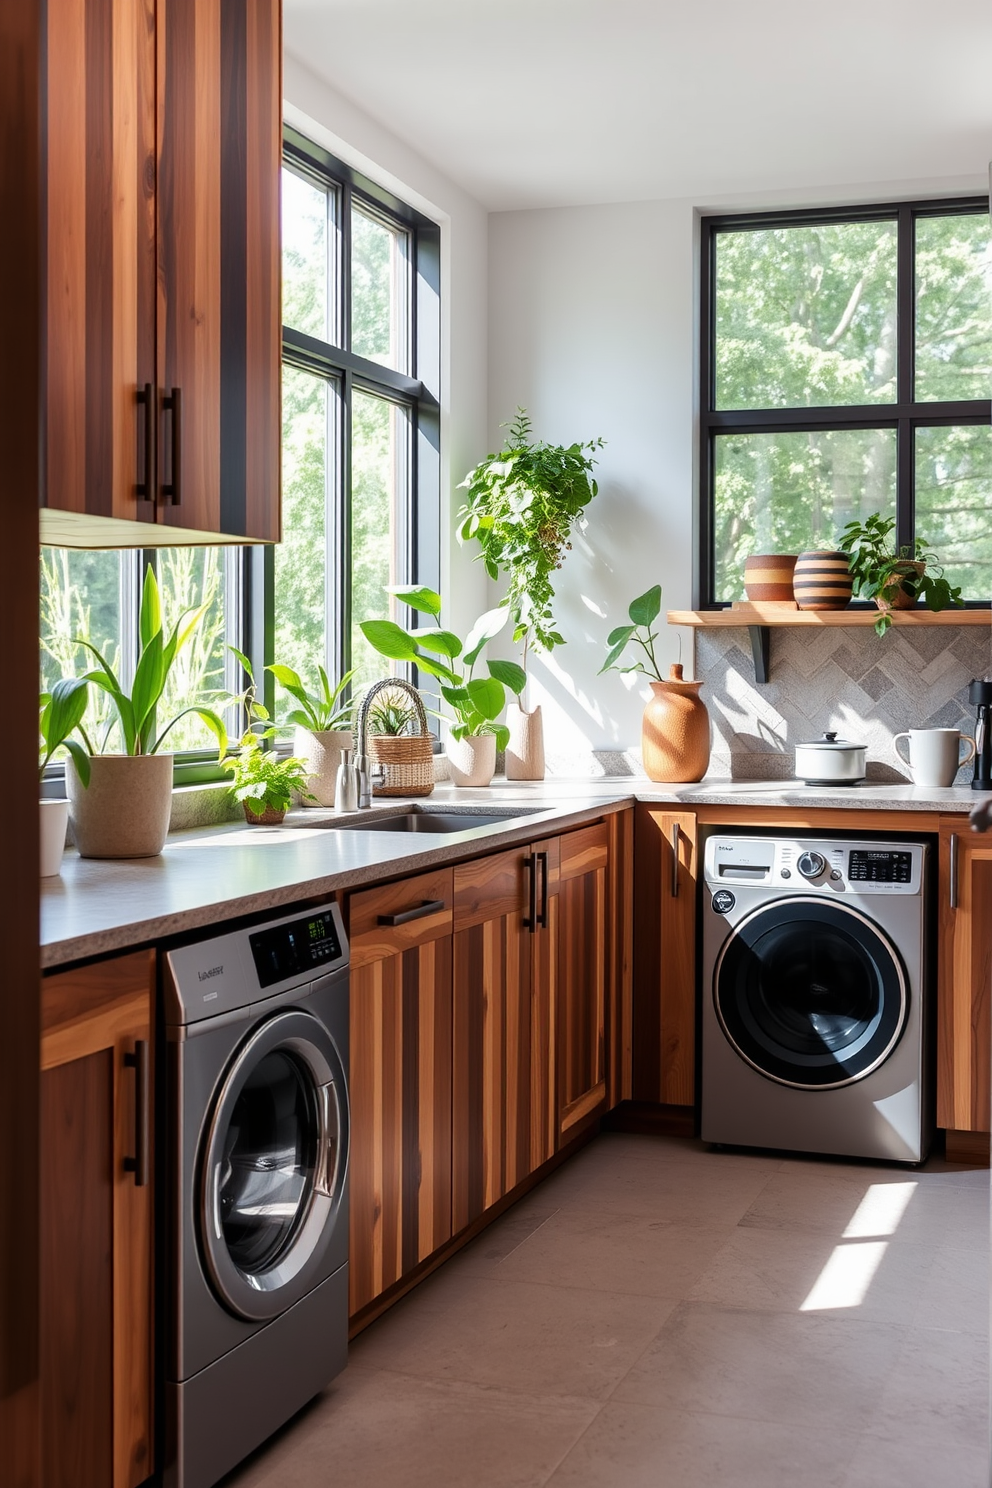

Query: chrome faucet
354;676;429;809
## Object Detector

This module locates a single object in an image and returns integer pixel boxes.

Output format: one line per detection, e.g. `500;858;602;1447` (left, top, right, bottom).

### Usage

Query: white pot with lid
794;731;867;785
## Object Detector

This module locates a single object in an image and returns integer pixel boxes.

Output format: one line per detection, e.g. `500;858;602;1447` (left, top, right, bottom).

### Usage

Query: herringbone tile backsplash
696;622;992;783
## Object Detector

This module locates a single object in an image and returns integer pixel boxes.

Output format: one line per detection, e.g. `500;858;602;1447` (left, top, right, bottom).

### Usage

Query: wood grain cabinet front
557;822;610;1141
632;805;698;1109
937;820;992;1143
41;0;281;547
347;868;455;1316
41;949;154;1488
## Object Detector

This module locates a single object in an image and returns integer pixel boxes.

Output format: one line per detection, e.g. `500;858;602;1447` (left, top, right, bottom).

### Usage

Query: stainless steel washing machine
163;902;350;1488
701;836;931;1164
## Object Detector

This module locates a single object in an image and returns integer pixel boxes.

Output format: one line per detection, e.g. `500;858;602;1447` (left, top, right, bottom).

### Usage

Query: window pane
351;205;409;372
282;167;329;341
915;213;992;403
713;429;896;601
276;365;330;685
915;425;992;601
351;390;407;686
40;547;128;752
715;222;898;409
157;548;227;752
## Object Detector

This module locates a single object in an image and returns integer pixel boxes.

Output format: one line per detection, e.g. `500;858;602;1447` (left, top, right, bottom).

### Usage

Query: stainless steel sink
330;806;542;834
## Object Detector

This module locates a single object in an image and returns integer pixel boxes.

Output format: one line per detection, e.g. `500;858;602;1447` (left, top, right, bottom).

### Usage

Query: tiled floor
225;1134;990;1488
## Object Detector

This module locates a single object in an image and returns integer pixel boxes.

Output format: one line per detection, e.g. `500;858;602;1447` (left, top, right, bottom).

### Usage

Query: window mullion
896;205;916;554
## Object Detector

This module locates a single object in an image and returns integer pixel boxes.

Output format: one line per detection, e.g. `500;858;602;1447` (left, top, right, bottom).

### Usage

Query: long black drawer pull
523;852;537;933
378;898;445;927
136;383;155;502
123;1040;149;1188
537;850;549;928
162;386;182;505
671;823;680;898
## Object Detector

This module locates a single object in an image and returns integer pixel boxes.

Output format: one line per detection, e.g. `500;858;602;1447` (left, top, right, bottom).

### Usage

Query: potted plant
360;586;526;787
221;733;315;824
838;514;964;636
263;658;355;808
66;565;227;858
456;408;603;779
39;678;91;876
599;584;710;783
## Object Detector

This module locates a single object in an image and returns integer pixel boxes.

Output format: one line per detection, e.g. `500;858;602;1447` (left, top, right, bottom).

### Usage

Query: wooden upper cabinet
42;0;282;547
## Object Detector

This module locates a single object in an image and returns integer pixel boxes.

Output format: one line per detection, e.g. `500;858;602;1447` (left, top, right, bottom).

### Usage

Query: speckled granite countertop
41;777;990;969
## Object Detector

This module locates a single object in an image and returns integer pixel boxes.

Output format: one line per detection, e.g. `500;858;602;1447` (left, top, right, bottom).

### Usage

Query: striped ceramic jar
793;550;853;610
743;553;798;602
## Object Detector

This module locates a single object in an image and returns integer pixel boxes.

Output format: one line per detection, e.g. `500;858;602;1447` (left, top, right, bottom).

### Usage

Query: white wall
283;56;492;641
488;172;988;760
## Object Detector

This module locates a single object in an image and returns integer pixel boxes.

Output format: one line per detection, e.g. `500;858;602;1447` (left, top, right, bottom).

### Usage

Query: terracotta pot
67;753;174;858
793;551;853;611
243;803;287;826
505;704;545;781
743;553;798;602
294;727;352;807
875;560;925;613
40;798;70;877
446;733;497;788
642;665;710;783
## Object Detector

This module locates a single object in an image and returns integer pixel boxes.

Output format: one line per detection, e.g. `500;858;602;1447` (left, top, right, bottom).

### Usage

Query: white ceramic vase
446;733;497;788
505;703;545;781
67;753;174;858
294;727;352;807
40;798;70;877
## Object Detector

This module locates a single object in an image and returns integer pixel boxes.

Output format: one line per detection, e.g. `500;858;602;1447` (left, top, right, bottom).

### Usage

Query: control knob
797;850;826;880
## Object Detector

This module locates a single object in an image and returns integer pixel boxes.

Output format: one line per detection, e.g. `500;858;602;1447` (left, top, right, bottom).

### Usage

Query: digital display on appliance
848;850;913;884
249;909;343;988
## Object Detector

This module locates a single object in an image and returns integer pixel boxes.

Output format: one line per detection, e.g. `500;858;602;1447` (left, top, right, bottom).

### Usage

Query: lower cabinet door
938;823;992;1135
348;869;454;1316
557;822;609;1141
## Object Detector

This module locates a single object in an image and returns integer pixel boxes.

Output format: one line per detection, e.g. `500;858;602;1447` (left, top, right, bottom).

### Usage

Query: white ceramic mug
893;728;977;788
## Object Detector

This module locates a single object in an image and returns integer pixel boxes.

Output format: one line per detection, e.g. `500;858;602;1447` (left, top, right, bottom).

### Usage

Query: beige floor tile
445;1205;562;1278
492;1210;736;1299
864;1324;989;1450
686;1224;938;1322
519;1150;777;1227
224;1365;597;1488
350;1272;678;1402
613;1301;907;1431
914;1246;991;1335
547;1402;857;1488
841;1427;988;1488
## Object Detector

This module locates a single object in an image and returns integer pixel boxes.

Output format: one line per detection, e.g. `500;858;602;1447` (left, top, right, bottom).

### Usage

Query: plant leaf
387;584;442;617
408;627;463;659
138;564;161;650
487;658;527;695
493;724;510;753
628;585;662;627
463;606;509;667
466;675;505;720
606;624;635;648
267;663;304;692
63;739;91;788
43;677;89;754
131;630;167;746
359;619;420;662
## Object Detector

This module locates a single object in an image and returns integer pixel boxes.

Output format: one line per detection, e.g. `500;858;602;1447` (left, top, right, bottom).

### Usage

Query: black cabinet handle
949;832;959;909
162;386;182;505
524;852;537;933
136;383;156;502
671;823;680;898
537;850;549;928
377;898;445;927
123;1040;149;1188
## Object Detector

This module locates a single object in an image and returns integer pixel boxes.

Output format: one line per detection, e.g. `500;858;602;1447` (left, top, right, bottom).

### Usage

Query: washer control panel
704;836;925;898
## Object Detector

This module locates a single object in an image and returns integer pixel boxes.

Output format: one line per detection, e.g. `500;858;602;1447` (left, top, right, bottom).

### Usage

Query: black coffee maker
969;679;992;791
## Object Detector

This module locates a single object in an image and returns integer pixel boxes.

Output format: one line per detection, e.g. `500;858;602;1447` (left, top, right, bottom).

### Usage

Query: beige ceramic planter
446;733;497;788
67;753;174;858
40;798;70;877
294;727;352;807
505;704;545;781
642;665;711;783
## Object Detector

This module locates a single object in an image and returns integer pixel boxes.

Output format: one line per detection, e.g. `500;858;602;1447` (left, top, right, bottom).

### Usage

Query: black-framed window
698;199;992;606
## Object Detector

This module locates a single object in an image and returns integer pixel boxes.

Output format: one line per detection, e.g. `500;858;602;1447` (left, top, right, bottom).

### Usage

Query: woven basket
359;679;435;798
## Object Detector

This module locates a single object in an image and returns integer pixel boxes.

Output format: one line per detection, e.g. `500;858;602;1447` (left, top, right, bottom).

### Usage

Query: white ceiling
284;0;992;212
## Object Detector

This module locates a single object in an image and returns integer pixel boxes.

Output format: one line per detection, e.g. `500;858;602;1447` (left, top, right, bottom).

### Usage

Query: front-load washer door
199;1008;349;1321
714;897;908;1090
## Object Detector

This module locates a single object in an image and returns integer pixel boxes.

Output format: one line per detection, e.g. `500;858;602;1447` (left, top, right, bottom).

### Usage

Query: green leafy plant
838;514;964;636
456;409;604;670
39;678;91;786
599;585;670;681
221;733;315;817
75;565;227;756
366;688;418;736
266;662;356;732
359;586;526;751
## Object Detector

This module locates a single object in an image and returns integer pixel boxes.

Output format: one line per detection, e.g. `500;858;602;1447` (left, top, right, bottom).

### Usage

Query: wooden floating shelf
667;605;992;684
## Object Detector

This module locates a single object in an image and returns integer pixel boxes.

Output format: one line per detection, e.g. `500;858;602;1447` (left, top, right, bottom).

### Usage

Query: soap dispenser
334;749;359;813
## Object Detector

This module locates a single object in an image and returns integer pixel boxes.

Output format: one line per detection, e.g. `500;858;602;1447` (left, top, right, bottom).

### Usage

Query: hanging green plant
455;408;604;670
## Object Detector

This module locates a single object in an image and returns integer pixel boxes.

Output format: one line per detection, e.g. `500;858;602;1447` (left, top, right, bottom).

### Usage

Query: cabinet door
632;806;698;1106
348;869;453;1316
156;0;281;541
557;822;609;1140
43;0;158;532
451;841;558;1232
41;951;154;1488
938;823;992;1135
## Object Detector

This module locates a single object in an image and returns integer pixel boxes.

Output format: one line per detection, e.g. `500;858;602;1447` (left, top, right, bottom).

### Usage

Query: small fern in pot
838;514;963;636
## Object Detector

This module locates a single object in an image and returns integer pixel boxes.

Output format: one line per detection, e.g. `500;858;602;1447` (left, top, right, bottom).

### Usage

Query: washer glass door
200;1007;348;1320
714;897;908;1089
